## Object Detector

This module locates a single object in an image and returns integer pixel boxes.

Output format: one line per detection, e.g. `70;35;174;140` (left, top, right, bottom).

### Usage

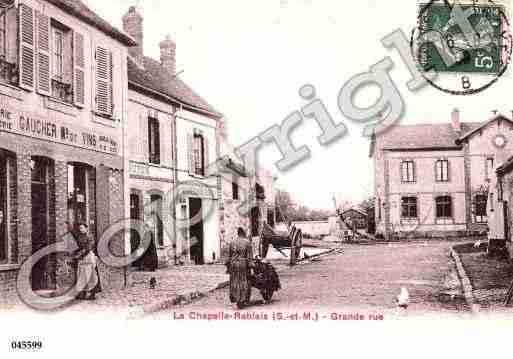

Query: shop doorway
251;206;261;237
189;198;204;265
0;155;7;263
31;157;50;291
130;193;142;268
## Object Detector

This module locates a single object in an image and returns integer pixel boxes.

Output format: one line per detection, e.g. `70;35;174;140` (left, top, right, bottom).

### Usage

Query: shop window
67;164;94;232
150;194;164;247
148;117;160;165
0;154;8;263
435;196;452;218
474;194;488;223
401;197;417;219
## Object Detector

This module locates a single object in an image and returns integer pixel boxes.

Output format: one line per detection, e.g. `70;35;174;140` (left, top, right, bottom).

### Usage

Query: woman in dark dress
142;225;158;272
227;228;253;309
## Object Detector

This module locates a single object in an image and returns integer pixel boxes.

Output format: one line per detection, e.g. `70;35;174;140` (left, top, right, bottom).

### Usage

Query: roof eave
128;80;223;120
383;146;462;152
458;114;513;144
45;0;137;47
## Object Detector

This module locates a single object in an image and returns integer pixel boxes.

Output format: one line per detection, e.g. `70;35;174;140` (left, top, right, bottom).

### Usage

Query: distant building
371;110;513;239
340;208;367;230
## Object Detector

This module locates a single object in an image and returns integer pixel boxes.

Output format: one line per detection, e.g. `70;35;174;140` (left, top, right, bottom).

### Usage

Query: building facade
217;130;251;259
0;0;135;303
371;110;513;239
122;7;223;267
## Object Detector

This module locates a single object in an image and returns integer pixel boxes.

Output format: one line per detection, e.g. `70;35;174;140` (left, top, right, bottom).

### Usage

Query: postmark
411;0;513;95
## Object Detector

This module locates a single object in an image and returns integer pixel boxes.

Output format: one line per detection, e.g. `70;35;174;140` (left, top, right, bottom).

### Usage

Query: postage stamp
412;0;513;94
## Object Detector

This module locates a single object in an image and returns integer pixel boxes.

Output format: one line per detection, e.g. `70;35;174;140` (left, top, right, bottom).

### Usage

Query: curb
130;247;340;318
451;248;480;314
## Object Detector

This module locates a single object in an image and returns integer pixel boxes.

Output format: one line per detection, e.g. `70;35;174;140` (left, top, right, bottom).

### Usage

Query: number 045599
10;340;43;351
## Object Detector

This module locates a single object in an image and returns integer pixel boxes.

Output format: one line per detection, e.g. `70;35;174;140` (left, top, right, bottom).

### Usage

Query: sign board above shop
0;103;119;156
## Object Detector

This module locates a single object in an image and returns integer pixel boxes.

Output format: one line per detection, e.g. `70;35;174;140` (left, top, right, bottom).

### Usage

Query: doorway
251;206;260;237
0;155;7;263
189;198;204;265
130;193;142;268
31;157;50;291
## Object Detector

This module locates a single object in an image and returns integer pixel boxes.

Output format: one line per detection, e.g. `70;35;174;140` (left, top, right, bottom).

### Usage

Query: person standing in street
74;224;102;300
227;228;253;309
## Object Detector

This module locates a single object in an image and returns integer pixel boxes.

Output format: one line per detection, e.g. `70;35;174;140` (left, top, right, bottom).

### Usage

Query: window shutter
148;117;154;162
35;11;51;96
95;46;112;116
19;3;35;91
73;31;85;107
187;133;194;174
203;136;210;175
140;114;148;161
155;120;161;164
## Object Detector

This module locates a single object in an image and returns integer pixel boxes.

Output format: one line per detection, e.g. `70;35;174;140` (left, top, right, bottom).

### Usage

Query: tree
276;189;334;223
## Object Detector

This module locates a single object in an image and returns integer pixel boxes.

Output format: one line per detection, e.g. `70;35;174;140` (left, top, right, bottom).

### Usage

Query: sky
83;0;513;210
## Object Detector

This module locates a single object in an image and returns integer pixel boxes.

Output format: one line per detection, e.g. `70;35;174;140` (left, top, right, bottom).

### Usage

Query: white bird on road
397;287;409;309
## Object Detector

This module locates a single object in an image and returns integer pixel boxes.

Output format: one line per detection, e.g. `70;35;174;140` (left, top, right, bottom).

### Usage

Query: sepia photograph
0;0;512;357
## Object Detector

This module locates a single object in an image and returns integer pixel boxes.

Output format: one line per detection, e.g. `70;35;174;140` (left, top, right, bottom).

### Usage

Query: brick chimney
159;35;176;76
451;108;461;134
122;6;144;66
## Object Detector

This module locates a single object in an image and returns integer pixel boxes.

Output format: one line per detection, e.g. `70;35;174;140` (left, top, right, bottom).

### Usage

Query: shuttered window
0;10;6;59
0;8;15;85
49;22;72;103
95;46;113;116
193;133;205;176
19;3;35;91
148;117;160;165
232;176;239;200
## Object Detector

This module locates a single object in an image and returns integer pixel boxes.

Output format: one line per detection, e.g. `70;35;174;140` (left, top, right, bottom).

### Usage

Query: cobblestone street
153;241;472;320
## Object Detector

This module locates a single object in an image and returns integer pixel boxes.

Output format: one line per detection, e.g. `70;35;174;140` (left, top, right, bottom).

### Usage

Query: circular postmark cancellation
411;0;513;95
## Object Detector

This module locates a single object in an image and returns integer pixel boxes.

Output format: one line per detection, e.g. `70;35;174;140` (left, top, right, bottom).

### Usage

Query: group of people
68;223;273;306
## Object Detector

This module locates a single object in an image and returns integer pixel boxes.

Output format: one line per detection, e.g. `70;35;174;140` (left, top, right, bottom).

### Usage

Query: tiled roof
127;56;222;118
378;122;481;151
46;0;136;46
457;114;513;144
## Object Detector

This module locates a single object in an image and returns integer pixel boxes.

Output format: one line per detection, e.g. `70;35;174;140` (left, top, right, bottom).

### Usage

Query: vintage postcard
0;0;512;357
